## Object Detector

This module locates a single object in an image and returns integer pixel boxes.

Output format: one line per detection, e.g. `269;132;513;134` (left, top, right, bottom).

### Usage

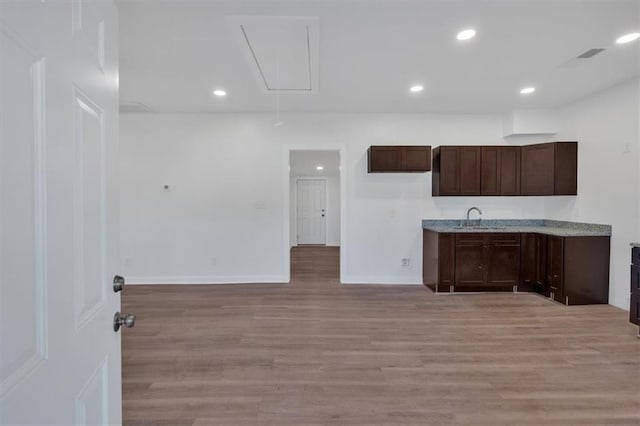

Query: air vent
119;102;152;113
576;48;605;59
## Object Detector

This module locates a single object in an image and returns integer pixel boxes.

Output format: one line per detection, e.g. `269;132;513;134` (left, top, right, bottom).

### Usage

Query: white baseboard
126;275;289;285
290;243;340;247
340;276;423;285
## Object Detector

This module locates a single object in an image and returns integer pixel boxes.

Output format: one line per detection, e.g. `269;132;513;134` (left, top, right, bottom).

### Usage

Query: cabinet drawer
632;247;640;266
455;233;485;245
488;233;520;245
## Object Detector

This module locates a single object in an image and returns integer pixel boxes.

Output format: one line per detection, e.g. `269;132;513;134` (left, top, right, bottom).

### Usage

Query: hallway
122;247;639;425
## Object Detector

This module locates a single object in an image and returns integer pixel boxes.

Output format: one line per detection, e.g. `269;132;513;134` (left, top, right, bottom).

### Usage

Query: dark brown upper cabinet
433;142;575;197
367;145;431;173
521;142;577;196
480;146;521;196
432;146;480;195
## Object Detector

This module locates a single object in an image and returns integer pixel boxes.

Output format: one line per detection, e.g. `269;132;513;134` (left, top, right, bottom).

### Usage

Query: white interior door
1;1;122;424
297;179;326;245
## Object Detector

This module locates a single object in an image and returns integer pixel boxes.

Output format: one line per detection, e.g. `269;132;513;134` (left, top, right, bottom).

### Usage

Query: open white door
1;1;123;424
297;179;326;245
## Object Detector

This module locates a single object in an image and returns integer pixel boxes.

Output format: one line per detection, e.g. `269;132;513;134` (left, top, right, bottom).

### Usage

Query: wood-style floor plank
122;246;640;425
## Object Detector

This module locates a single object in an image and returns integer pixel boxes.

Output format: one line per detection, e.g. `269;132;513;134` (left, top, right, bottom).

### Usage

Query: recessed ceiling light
410;85;424;93
520;87;536;95
316;166;324;171
213;89;227;97
456;29;476;41
616;32;640;44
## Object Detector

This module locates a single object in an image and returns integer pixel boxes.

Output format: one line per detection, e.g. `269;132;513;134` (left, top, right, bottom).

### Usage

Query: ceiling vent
119;102;152;113
227;16;319;94
558;48;607;69
576;48;606;59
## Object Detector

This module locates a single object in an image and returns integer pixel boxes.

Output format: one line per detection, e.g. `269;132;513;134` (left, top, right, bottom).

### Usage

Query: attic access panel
227;16;319;94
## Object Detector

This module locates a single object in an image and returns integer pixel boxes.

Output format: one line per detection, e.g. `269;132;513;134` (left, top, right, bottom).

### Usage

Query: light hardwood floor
123;246;640;425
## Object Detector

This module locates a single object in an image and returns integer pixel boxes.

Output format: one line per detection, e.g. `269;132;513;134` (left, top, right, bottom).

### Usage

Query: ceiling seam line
307;25;312;91
240;24;271;91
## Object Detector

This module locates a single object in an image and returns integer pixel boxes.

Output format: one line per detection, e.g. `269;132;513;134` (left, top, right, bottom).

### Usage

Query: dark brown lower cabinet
547;236;564;303
422;230;454;293
630;247;640;332
486;234;521;289
545;235;610;305
453;233;520;292
423;231;610;304
520;233;547;294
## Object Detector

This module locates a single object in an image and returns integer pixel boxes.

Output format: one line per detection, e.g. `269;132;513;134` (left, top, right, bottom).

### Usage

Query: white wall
544;78;640;309
121;112;549;285
290;174;341;247
120;102;638;308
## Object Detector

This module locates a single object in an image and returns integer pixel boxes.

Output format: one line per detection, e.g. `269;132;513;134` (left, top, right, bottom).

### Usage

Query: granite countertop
422;219;611;237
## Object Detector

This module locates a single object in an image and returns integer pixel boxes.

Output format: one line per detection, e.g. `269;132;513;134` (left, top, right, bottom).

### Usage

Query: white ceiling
290;150;340;176
117;0;640;114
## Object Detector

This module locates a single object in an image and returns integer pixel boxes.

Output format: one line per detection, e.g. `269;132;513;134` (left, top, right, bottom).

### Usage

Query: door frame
294;177;328;246
283;147;346;283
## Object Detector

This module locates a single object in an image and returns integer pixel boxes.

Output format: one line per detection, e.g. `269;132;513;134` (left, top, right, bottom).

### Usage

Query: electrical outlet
401;258;410;267
124;257;132;267
211;257;217;266
162;184;171;192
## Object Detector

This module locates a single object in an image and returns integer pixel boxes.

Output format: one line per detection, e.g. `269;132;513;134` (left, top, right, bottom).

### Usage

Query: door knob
113;275;125;293
113;312;136;332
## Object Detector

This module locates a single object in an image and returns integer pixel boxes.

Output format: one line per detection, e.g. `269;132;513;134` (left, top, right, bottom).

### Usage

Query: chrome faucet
465;207;482;225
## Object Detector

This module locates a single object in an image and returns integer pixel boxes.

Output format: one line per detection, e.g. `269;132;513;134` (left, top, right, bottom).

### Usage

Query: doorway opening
288;150;342;282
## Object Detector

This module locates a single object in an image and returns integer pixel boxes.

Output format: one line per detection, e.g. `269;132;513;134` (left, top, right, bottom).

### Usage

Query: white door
297;179;326;245
1;1;123;424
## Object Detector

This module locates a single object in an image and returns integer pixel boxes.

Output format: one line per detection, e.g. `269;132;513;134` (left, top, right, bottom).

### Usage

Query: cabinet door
438;233;455;292
438;147;461;195
534;234;548;294
554;142;578;195
454;233;485;288
631;265;640;326
400;146;431;171
632;247;640;266
547;236;564;302
480;147;500;196
368;146;399;172
520;233;536;291
521;143;555;195
521;233;548;294
486;244;520;288
459;146;481;195
499;147;521;195
486;233;520;288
